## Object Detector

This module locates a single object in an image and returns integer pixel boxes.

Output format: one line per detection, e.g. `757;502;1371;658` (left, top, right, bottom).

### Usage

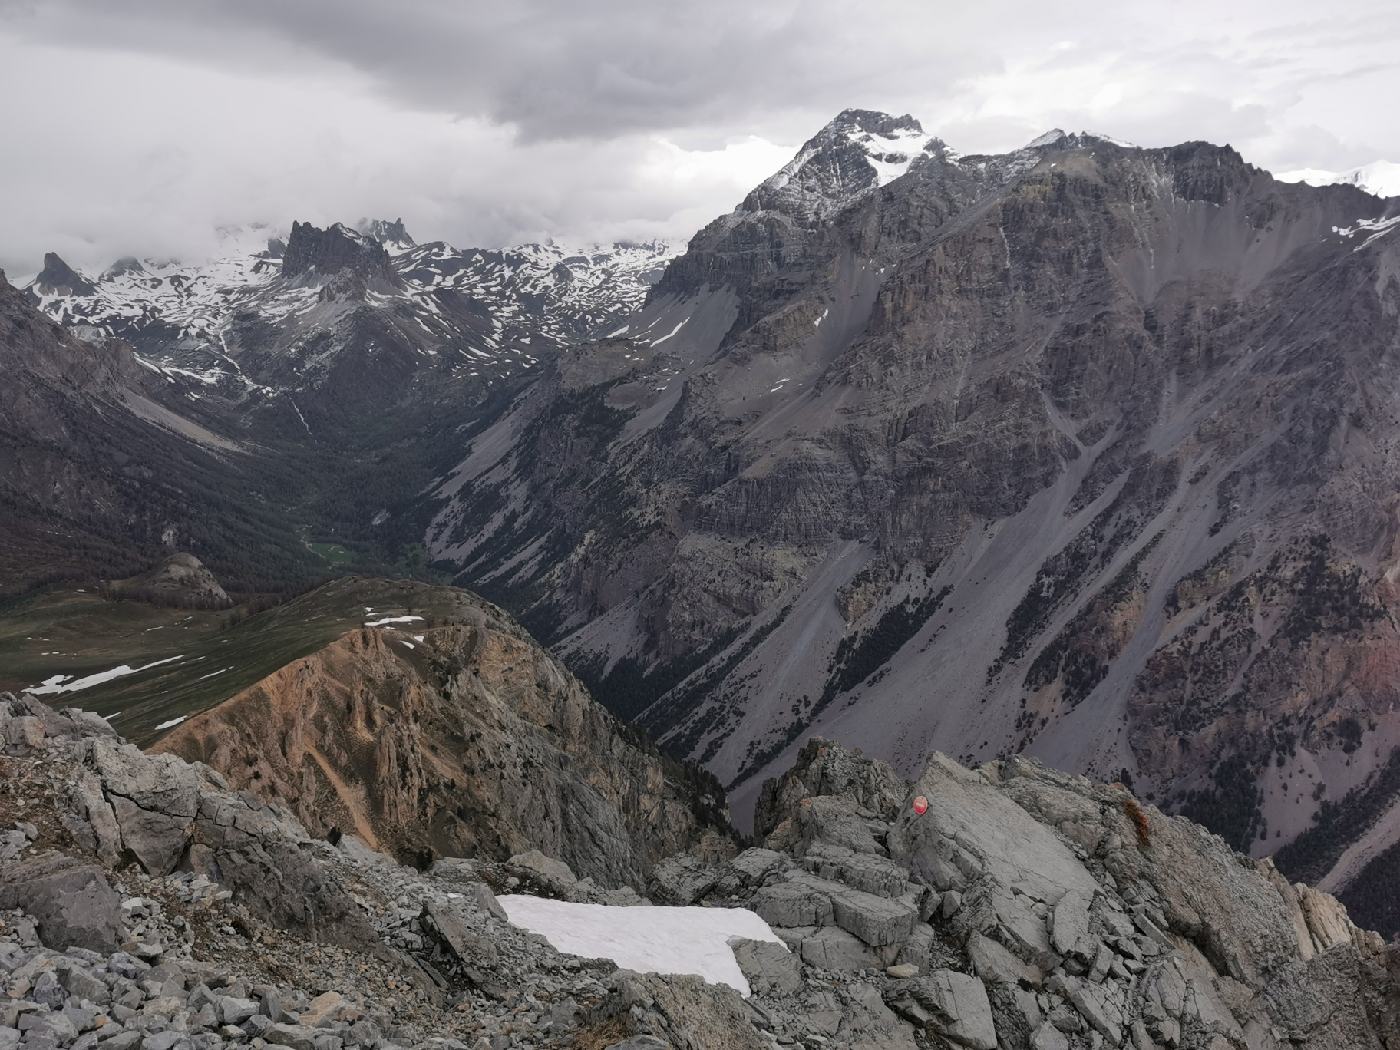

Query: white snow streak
649;317;689;346
27;655;185;695
1332;215;1400;250
364;615;424;627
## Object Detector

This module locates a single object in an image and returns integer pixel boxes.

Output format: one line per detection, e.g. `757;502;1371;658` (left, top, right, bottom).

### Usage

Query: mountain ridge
420;112;1400;935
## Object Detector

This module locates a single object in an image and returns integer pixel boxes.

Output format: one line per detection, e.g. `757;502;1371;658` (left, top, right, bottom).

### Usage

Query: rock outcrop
101;553;233;610
653;738;1400;1048
279;223;400;286
29;252;97;299
153;605;731;887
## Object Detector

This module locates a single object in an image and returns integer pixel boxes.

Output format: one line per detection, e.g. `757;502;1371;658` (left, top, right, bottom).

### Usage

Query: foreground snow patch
498;896;783;996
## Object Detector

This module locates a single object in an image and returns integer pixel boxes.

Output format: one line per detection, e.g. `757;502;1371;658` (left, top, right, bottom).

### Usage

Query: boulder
87;741;200;875
967;932;1042;987
823;879;918;947
508;849;578;888
751;879;834;928
911;970;996;1050
798;927;879;971
5;716;44;751
731;938;802;996
648;854;719;905
0;854;123;953
598;973;765;1050
803;842;910;896
1050;889;1092;958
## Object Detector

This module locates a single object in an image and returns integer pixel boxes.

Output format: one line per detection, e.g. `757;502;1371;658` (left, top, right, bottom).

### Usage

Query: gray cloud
2;0;1397;275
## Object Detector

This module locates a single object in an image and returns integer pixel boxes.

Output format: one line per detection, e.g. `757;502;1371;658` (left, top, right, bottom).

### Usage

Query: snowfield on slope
26;655;185;695
498;896;784;996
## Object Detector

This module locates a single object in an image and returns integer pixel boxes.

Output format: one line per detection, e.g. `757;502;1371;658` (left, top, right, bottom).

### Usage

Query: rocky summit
4;688;1400;1049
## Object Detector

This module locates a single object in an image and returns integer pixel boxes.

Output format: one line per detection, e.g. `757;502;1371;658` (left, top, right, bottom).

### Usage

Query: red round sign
912;795;929;815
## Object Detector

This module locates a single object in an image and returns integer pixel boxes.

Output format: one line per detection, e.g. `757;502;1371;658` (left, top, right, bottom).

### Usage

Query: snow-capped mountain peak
32;252;97;298
1024;128;1069;150
356;217;416;253
23;221;682;400
840;112;933;187
742;109;937;222
1274;160;1400;199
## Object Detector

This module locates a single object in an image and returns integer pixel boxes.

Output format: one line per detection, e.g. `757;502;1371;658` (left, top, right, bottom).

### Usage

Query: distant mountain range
24;219;676;412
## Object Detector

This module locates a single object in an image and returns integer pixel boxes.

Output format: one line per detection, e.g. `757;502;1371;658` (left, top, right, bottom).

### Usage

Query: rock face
279;222;399;285
153;597;731;887
101;552;233;609
0;270;305;597
29;252;97;298
654;737;1400;1049
427;112;1400;925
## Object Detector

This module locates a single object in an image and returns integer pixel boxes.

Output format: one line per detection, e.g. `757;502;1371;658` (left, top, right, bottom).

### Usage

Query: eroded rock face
154;609;731;887
279;222;399;285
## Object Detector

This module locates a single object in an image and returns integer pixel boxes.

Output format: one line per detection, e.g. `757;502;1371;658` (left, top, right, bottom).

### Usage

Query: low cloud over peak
2;0;1397;273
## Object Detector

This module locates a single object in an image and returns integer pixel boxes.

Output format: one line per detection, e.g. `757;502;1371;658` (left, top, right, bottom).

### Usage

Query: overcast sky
2;0;1397;276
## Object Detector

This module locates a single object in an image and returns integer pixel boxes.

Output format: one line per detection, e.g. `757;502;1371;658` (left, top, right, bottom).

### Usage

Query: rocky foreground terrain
4;690;1400;1049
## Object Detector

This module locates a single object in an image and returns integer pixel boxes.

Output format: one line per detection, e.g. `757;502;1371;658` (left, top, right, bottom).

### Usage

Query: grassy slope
0;576;476;745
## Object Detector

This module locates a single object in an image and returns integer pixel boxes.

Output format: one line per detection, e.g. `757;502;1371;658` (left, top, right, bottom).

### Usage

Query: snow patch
1276;160;1400;198
650;317;690;346
364;615;424;628
1332;215;1400;250
154;715;189;731
850;125;932;187
27;655;185;695
498;896;784;997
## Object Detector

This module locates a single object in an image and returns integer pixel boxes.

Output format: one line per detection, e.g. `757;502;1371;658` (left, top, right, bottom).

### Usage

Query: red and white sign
911;795;929;816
